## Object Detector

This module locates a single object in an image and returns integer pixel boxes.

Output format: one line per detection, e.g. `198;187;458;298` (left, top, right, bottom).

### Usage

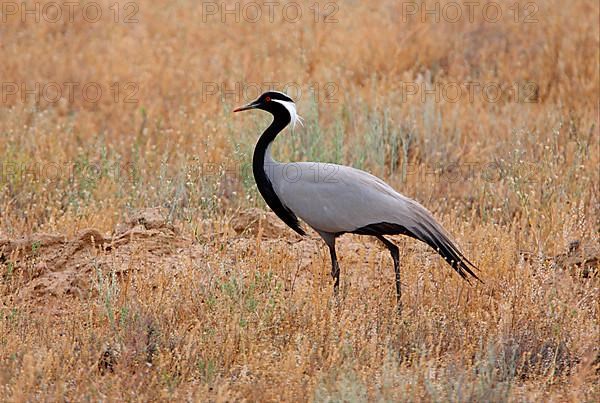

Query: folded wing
274;162;480;281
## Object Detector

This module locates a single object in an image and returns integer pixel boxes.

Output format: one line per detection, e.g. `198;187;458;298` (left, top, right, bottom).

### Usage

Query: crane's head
233;91;303;129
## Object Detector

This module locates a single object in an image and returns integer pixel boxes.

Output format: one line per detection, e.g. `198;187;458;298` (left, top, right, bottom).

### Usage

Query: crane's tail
407;217;481;283
352;203;481;282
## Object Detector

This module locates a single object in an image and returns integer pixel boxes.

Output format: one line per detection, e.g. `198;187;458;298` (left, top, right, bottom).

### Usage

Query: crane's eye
265;96;271;102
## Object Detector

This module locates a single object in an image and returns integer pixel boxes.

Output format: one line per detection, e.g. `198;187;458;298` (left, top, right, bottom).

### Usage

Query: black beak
233;101;260;112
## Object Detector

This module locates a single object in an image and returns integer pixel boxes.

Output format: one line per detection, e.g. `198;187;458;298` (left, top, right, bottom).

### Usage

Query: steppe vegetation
0;0;598;400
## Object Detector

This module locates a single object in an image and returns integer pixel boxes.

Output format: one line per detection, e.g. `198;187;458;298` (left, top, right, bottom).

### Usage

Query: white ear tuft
272;99;303;130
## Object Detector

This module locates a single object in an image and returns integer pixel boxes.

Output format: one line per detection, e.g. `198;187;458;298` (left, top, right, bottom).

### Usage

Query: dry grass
1;0;599;401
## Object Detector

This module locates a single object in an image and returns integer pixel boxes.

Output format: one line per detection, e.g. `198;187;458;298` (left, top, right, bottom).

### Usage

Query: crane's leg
376;235;402;312
329;240;340;295
329;243;340;293
320;233;340;294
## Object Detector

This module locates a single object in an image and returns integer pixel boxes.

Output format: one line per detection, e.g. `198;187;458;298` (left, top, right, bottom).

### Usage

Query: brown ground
1;208;598;400
1;208;421;314
2;208;597;316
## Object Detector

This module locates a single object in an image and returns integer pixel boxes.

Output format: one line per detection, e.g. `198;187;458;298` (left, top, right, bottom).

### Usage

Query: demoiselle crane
234;91;480;310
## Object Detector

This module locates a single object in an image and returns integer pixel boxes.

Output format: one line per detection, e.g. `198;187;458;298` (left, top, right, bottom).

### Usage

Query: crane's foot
395;300;403;316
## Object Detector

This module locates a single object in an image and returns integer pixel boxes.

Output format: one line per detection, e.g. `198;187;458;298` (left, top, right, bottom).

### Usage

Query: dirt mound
551;240;599;278
113;207;178;235
0;208;190;312
230;208;301;239
521;239;599;278
0;208;319;313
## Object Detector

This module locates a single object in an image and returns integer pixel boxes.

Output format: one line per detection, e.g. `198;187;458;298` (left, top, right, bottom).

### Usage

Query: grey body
267;159;434;235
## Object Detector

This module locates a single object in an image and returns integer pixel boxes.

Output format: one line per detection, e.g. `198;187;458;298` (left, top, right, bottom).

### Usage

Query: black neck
252;112;290;181
251;110;305;236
